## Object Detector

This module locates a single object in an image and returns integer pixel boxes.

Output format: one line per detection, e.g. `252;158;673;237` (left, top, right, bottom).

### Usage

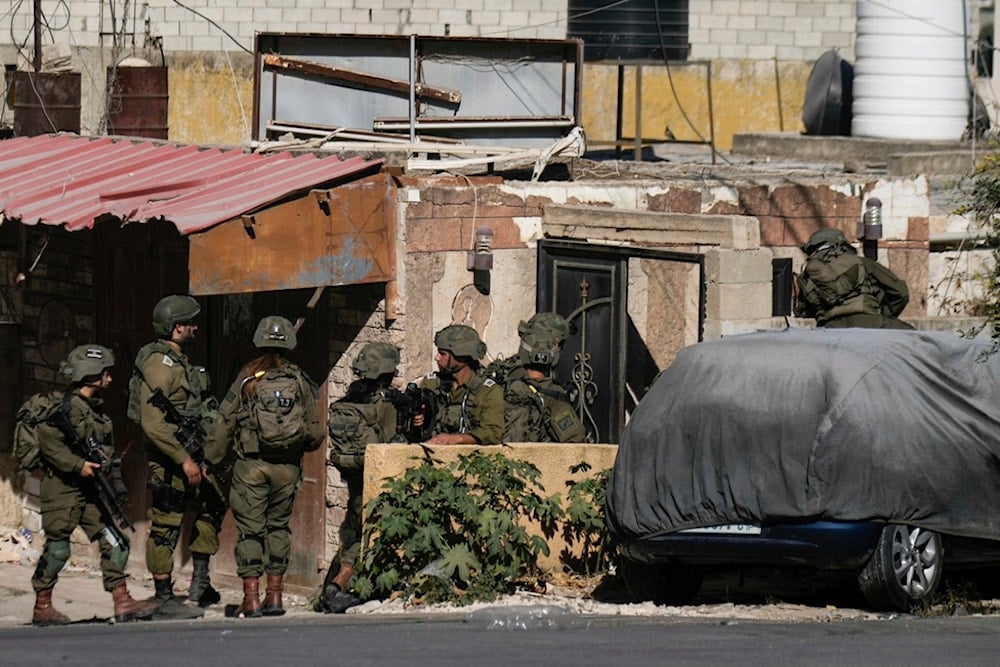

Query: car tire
618;558;703;606
858;524;943;612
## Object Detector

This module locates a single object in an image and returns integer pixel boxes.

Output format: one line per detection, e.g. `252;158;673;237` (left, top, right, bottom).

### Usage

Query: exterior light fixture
467;226;494;295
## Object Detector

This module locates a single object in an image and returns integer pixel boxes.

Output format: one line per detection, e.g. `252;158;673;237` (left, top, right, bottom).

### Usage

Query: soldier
795;228;914;330
129;294;220;618
486;311;572;386
416;324;504;445
503;331;586;443
31;345;158;625
206;316;323;618
316;341;404;614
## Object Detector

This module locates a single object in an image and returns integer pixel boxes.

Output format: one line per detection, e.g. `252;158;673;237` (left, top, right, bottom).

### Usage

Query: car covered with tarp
606;328;1000;610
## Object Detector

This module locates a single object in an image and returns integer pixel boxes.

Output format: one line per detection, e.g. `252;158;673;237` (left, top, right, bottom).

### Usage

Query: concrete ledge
543;205;760;249
364;442;618;571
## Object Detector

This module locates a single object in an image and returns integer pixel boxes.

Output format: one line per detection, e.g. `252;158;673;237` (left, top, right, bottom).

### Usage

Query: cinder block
704;247;774;284
705;282;774;320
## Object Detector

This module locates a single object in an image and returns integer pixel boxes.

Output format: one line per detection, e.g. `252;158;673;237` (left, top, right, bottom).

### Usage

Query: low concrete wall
363;443;619;573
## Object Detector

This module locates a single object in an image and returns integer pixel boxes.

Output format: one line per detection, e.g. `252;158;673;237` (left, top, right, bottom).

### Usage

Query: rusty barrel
107;65;169;139
13;71;81;136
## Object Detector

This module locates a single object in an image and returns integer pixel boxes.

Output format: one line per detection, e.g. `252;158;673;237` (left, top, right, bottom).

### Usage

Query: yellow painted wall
582;60;814;152
163;56;811;152
167;55;255;146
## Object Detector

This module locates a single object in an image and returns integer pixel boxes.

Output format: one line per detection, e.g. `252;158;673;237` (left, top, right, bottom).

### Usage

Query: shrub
353;451;563;605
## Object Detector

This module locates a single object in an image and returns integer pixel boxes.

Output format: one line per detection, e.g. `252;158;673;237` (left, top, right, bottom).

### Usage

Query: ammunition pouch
148;479;187;513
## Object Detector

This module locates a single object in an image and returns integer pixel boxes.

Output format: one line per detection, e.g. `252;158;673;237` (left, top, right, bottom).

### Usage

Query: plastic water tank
852;0;969;140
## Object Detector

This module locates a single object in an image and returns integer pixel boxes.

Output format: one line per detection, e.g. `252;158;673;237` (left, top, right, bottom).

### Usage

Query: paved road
2;612;1000;666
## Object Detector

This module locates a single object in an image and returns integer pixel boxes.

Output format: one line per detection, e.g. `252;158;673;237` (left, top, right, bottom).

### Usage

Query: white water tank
852;0;969;140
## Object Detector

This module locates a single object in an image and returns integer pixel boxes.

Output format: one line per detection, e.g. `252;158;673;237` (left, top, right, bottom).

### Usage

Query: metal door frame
537;239;704;442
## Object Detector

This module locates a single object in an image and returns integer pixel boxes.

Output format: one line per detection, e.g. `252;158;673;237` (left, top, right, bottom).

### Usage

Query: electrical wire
168;0;251;54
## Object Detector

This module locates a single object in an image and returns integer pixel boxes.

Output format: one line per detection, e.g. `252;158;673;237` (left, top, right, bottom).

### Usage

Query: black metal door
537;240;704;443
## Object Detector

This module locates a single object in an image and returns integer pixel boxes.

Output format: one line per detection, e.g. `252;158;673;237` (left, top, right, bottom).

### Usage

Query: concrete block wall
688;0;856;61
12;1;859;57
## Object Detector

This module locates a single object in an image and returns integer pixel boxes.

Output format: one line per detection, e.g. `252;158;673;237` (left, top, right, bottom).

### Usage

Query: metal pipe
409;34;416;144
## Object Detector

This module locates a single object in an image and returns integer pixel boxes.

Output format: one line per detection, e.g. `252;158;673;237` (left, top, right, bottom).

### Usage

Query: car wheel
858;524;943;612
618;558;703;606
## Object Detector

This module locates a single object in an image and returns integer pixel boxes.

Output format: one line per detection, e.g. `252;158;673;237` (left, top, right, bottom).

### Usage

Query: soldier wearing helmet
206;315;323;619
415;324;503;445
30;345;158;625
503;332;586;443
316;341;403;615
128;294;217;618
486;311;574;387
795;228;913;329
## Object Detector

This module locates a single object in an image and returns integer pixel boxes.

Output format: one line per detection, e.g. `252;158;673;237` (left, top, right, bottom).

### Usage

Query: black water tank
568;0;689;62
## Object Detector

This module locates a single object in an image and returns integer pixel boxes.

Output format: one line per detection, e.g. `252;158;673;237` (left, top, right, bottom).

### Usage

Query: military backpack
241;366;310;457
13;392;61;472
328;390;396;469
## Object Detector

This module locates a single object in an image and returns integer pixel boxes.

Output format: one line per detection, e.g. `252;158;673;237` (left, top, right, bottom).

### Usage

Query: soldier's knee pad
36;539;71;580
100;528;130;572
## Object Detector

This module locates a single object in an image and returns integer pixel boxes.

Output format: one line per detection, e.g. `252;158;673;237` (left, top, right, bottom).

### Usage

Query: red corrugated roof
0;134;384;234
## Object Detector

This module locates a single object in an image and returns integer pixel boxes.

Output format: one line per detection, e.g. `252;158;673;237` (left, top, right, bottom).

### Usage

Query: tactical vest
430;373;488;435
504;378;547;442
128;340;205;423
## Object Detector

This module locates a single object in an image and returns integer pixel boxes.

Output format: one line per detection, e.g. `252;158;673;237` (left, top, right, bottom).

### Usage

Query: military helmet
802;228;848;255
352;342;400;379
152;294;201;336
518;331;561;368
434;324;487;360
517;311;571;342
253;315;297;350
60;344;115;383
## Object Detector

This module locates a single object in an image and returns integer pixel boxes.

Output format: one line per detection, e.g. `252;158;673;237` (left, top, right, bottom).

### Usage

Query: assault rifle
391;382;437;443
146;388;230;509
51;402;132;532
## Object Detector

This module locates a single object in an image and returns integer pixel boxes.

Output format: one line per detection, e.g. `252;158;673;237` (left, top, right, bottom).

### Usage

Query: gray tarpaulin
606;328;1000;544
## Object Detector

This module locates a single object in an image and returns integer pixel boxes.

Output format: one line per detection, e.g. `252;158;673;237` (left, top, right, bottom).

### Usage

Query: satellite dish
802;50;854;136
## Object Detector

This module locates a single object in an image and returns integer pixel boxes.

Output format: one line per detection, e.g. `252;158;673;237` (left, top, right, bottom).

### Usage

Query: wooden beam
262;54;461;105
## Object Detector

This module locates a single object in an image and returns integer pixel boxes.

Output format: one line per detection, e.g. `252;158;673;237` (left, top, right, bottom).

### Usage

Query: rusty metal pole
33;0;42;72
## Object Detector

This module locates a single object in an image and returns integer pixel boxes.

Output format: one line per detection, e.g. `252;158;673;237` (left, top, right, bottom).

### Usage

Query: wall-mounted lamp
467;226;494;295
856;197;882;260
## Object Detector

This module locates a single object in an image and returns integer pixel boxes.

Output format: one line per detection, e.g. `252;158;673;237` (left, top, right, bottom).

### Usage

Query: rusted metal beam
262;53;461;106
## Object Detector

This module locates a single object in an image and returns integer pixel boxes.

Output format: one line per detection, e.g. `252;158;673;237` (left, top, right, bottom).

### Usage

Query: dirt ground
348;568;1000;623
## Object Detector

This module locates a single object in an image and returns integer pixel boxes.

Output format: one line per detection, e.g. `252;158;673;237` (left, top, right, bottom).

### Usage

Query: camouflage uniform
419;372;504;444
33;392;124;593
795;228;914;330
31;344;157;625
206;315;323;618
502;331;586;443
209;360;322;581
137;340;224;578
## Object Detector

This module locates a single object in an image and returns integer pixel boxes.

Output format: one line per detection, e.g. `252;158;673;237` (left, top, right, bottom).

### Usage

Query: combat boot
262;573;285;616
153;577;205;620
111;581;158;623
32;587;70;626
187;554;221;607
314;563;362;614
234;576;262;619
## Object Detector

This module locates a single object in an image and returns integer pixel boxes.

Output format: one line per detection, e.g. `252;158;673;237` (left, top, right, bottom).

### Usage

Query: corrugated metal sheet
0;133;384;234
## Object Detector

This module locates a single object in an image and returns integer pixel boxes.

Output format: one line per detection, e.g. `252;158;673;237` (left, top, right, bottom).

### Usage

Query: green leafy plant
353;451;563;605
954;147;1000;346
560;462;612;577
